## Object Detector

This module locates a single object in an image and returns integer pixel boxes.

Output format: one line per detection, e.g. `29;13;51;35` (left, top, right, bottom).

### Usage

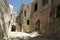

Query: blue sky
7;0;32;13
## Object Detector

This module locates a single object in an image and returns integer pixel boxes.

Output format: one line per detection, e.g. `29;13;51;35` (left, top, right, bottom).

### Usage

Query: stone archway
36;19;40;31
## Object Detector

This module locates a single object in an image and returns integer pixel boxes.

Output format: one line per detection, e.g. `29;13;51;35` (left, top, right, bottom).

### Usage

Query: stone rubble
8;31;41;39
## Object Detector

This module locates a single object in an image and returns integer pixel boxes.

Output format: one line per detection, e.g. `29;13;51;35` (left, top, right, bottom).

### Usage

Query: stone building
21;4;33;32
16;4;33;32
8;11;18;34
16;0;41;33
17;0;60;36
31;0;60;36
10;13;17;32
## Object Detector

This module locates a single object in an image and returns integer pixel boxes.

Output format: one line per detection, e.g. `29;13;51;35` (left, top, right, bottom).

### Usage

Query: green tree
17;3;25;14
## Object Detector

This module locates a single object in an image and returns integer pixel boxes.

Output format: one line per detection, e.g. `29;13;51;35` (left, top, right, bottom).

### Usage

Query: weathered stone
16;0;60;37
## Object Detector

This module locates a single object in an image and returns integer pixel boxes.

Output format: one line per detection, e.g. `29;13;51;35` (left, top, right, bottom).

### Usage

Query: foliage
17;3;25;14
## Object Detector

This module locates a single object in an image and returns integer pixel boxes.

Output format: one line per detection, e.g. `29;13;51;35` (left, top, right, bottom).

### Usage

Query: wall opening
27;20;30;25
9;21;10;25
36;20;40;31
11;25;16;31
24;10;26;16
34;2;38;12
57;5;60;18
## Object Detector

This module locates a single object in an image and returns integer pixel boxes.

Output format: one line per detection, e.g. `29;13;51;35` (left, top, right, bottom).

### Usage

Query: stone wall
16;0;60;36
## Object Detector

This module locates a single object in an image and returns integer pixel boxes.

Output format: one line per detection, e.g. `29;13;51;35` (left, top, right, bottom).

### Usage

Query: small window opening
34;2;38;12
24;10;26;16
57;5;60;18
27;20;29;25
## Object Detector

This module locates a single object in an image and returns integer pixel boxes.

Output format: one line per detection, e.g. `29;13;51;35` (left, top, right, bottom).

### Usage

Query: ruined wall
31;0;51;35
49;0;60;36
16;0;60;37
22;4;32;32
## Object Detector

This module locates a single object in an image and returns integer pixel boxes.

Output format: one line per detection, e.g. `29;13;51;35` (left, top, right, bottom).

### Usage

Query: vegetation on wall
17;3;25;14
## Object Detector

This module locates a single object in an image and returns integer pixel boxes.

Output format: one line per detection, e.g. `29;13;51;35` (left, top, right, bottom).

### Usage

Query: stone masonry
16;0;60;37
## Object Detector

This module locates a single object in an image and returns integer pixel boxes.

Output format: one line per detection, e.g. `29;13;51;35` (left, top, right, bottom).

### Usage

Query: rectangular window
24;10;26;16
27;20;29;25
34;2;38;12
57;5;60;18
42;0;48;6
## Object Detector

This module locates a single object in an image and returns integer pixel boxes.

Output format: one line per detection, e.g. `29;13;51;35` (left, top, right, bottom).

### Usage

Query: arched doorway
36;20;40;31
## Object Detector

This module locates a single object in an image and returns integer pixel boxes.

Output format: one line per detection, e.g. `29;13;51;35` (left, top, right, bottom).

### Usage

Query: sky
7;0;32;13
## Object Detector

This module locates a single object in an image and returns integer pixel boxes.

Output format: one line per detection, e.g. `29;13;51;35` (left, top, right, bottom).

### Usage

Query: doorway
36;20;40;31
11;25;16;31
